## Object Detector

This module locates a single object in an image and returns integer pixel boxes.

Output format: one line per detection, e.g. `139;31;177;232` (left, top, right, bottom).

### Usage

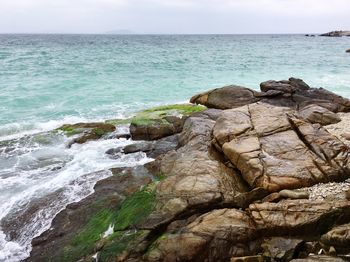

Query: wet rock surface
57;122;116;146
27;79;350;262
123;135;179;158
26;168;153;262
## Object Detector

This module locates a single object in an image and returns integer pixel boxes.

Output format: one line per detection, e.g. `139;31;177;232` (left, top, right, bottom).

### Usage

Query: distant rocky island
320;30;350;37
21;77;350;262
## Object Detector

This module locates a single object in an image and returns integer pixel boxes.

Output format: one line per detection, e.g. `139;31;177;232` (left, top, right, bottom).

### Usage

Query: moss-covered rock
104;118;132;126
27;168;154;262
62;208;118;261
56;122;116;145
98;230;149;262
113;183;156;231
131;104;206;125
130;104;206;140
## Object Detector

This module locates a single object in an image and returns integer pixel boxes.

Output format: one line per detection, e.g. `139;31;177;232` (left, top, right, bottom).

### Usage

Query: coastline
17;77;350;262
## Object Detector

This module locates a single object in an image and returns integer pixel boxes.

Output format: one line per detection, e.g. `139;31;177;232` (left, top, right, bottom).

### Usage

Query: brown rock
191;78;350;113
321;223;350;252
279;189;309;199
298;104;341;126
261;192;282;203
214;103;350;192
291;255;346;261
249;200;350;236
341;133;350;141
346;49;350;53
261;237;304;261
123;135;179;158
146;209;259;262
130;117;184;141
141;116;254;229
231;255;264;262
345;189;350;200
190;85;260;109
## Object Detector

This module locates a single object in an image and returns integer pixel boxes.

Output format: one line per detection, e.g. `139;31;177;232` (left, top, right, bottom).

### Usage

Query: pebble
303;179;350;201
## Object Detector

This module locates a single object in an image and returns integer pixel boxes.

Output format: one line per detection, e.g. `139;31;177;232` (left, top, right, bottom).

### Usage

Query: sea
0;34;350;261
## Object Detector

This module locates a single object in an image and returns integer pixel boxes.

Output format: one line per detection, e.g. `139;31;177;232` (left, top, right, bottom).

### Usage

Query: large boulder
190;85;260;109
249;200;350;236
191;78;350;113
145;209;259;262
140;115;263;229
260;78;350;112
213;103;350;192
298;104;341;126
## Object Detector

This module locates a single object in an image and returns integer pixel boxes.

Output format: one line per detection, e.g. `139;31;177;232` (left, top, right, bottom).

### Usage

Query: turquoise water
1;34;350;138
0;34;350;261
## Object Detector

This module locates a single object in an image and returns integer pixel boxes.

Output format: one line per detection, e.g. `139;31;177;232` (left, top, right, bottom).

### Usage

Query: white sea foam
102;223;114;238
0;131;153;262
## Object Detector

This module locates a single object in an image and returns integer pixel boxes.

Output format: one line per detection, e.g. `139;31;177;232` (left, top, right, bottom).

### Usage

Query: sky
0;0;349;34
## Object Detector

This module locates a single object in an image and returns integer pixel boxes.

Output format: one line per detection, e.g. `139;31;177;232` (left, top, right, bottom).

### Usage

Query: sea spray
0;130;152;262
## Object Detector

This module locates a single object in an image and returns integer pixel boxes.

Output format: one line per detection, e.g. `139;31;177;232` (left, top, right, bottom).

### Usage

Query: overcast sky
0;0;349;34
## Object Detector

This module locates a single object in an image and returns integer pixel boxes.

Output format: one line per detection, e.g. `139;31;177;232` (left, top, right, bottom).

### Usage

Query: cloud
0;0;349;33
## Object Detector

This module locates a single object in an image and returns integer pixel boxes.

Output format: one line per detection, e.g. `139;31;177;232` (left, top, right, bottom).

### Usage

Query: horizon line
0;32;323;35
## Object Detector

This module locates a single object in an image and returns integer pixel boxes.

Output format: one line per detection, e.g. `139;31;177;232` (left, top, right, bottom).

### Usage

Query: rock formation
190;77;350;113
27;78;350;262
320;31;350;37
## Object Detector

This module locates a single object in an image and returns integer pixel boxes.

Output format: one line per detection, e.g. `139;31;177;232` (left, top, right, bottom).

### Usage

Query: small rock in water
105;147;123;159
346;49;350;53
123;142;154;154
105;147;123;155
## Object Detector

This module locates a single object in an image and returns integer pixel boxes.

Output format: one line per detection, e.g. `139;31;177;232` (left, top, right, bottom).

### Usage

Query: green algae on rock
98;230;149;262
113;183;156;231
56;122;116;145
62;208;118;262
130;104;206;140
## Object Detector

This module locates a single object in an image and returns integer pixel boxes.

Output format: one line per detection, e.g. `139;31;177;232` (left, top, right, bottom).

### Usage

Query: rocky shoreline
25;78;350;262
